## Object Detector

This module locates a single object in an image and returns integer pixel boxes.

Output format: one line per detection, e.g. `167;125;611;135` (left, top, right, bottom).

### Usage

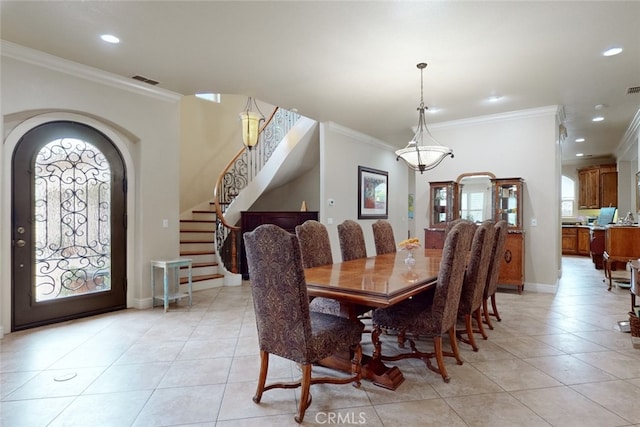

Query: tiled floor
2;256;640;426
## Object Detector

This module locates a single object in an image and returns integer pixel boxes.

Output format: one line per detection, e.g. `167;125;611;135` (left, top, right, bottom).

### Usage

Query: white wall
1;43;181;335
414;107;561;291
320;123;409;262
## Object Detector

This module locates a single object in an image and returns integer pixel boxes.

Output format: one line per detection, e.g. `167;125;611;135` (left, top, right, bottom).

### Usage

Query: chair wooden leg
295;364;312;423
253;350;269;403
448;326;463;365
490;294;502;321
482;298;494;330
474;308;488;340
432;336;450;383
457;314;479;351
397;329;406;348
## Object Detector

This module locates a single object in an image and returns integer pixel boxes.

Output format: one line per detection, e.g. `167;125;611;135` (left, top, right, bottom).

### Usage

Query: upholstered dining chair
296;220;343;316
482;220;508;329
372;219;397;255
371;220;475;383
244;224;363;423
338;219;367;261
445;219;475;250
297;220;371;318
456;221;495;351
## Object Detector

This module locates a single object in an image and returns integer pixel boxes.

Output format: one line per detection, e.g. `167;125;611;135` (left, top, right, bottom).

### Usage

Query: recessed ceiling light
487;95;502;103
594;104;609;110
576;153;584;157
575;138;585;143
592;116;605;122
602;46;623;57
426;106;441;113
100;34;120;44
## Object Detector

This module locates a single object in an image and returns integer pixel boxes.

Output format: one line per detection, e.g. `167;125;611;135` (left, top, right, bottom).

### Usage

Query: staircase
179;202;224;288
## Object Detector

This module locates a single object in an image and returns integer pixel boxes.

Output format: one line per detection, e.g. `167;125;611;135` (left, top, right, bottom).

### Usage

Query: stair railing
213;107;301;273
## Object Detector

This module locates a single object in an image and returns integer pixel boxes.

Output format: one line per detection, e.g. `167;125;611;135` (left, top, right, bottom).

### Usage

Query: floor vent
627;86;640;95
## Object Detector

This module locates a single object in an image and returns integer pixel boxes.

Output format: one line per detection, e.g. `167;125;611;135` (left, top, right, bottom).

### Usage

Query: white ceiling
2;1;639;163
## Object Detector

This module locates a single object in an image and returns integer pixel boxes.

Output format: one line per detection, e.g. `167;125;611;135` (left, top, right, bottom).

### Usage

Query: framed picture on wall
358;166;388;219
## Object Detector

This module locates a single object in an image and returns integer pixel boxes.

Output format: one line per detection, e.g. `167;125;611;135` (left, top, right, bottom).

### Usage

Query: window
561;175;575;217
460;191;485;222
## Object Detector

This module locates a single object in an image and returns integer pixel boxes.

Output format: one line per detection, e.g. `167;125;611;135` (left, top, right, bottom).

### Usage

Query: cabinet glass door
493;178;523;229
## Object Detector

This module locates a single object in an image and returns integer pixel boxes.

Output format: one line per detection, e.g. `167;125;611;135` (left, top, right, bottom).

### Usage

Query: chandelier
395;63;454;173
239;97;265;150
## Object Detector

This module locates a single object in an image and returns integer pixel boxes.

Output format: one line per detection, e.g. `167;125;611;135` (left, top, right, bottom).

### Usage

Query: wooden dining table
304;249;442;390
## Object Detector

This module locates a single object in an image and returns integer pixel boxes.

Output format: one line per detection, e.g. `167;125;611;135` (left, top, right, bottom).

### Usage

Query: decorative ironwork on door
34;137;112;301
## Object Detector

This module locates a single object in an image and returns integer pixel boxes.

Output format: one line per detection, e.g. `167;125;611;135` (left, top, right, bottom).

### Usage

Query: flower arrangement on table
398;238;421;265
397;237;421;251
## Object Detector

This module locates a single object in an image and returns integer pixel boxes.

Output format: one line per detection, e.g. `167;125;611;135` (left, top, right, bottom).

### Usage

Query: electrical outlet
162;219;169;228
531;218;537;227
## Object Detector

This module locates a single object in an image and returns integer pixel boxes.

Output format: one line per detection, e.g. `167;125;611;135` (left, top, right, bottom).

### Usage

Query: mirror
456;172;496;223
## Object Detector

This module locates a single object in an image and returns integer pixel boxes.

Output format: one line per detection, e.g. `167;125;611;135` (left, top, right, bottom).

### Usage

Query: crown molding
323;121;397;151
615;108;640;161
429;105;560;130
1;40;182;102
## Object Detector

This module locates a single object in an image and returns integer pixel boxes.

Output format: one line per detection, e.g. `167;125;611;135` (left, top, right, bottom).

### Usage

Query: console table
151;258;193;312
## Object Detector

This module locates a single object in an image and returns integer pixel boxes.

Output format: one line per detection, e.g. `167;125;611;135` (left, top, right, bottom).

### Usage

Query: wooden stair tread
180;229;214;233
180;219;215;223
181;262;218;268
180;250;215;256
181;273;223;283
180;240;214;244
192;210;216;214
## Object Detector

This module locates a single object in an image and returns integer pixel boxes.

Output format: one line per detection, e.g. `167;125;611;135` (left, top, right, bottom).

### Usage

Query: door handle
16;239;25;247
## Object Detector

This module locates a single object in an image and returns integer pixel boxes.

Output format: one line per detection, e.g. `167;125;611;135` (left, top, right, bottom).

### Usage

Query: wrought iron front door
12;121;127;331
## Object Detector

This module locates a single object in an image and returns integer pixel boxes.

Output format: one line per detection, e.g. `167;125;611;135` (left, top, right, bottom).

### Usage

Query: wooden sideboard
499;230;525;293
240;211;318;279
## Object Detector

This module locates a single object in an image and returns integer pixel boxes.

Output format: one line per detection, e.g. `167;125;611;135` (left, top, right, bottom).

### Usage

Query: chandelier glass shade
395;63;454;173
239;97;265;149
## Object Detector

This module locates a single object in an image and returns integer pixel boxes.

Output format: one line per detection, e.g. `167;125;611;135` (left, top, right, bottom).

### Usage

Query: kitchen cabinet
562;226;592;256
578;164;617;209
562;227;578;255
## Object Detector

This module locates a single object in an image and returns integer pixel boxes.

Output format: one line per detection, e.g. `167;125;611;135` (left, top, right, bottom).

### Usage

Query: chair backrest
445;219;476;251
430;221;475;334
372;219;396;255
458;221;495;315
243;224;313;363
484;220;508;299
337;219;367;261
296;220;333;268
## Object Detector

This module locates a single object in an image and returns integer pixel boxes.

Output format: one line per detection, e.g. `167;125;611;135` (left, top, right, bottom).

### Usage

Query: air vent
131;75;159;86
627;86;640;94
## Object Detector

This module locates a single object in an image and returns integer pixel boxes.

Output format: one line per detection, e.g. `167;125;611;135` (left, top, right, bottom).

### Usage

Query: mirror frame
455;172;496;222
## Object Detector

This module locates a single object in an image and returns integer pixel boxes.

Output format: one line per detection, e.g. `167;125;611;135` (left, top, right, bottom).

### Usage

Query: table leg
151;265;156;308
163;266;169;312
187;263;193;306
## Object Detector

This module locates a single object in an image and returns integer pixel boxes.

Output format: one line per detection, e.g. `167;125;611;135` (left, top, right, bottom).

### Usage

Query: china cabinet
493;178;525;292
428;181;458;228
493;178;523;229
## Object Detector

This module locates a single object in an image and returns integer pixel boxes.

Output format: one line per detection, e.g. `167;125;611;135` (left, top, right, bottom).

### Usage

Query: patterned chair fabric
371;221;475;382
295;220;333;268
243;224;363;423
482;220;508;329
338;219;367;261
296;220;345;317
445;219;476;251
372;219;397;255
456;221;495;351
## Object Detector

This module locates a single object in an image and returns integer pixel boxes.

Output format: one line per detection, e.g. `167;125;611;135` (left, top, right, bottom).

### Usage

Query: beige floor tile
446;392;550;426
533;332;609;353
1;396;75;427
6;366;106;400
216;380;297;421
572;350;640;378
158;356;232;387
523;354;617;385
84;361;170;393
511;386;628;426
572;379;640;424
375;398;467;426
471;358;562;391
132;384;224;426
48;390;152;427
